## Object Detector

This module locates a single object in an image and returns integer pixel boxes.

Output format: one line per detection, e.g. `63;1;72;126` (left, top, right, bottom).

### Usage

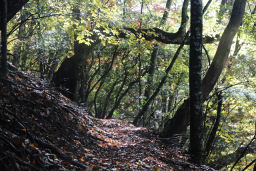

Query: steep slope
0;65;214;170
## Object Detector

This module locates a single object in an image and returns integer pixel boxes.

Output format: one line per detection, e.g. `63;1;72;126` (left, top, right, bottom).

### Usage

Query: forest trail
0;65;214;170
86;118;191;170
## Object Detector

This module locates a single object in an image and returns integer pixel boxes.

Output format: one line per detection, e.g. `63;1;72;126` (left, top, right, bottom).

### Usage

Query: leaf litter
0;64;215;170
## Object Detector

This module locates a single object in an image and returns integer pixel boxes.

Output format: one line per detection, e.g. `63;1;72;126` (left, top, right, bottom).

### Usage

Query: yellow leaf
154;167;161;171
53;154;57;160
29;144;36;148
80;156;85;162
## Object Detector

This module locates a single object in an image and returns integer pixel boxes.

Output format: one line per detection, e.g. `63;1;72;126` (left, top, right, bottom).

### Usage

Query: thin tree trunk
230;135;256;171
252;6;256;14
102;79;119;117
36;0;45;78
208;144;255;170
241;159;256;171
106;79;139;119
94;52;118;118
94;79;105;118
161;92;167;113
133;0;189;125
204;92;222;159
138;0;144;107
0;0;8;78
144;48;158;103
144;0;172;101
122;0;126;17
218;0;227;23
12;8;26;66
133;33;188;125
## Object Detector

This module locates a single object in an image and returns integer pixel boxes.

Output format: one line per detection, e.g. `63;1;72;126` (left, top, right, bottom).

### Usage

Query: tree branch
0;0;29;24
118;0;218;45
209;141;256;170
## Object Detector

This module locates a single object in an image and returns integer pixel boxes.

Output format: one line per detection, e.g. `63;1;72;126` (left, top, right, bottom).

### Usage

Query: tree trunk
133;36;187;125
204;92;222;160
133;0;189;125
134;0;173;125
143;0;173;102
218;0;227;23
52;5;97;102
106;79;139;119
36;0;45;78
143;47;158;103
0;0;8;78
160;0;246;138
189;0;203;164
0;0;28;25
12;8;27;67
52;43;95;101
230;135;256;170
161;92;167;113
202;0;246;100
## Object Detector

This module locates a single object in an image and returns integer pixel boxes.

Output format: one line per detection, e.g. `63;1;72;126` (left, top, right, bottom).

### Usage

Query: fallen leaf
67;113;73;120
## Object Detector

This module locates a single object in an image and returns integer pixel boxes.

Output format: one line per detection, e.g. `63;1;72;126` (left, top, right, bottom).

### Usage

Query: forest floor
0;64;215;170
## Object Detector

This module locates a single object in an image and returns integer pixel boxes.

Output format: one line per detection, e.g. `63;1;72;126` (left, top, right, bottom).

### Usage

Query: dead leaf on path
67;113;73;120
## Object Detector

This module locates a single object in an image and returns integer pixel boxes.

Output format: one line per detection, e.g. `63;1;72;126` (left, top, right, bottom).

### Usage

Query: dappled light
0;0;255;170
